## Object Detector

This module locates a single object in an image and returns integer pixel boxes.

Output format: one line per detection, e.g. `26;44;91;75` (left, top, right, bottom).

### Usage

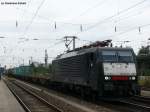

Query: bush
138;76;150;87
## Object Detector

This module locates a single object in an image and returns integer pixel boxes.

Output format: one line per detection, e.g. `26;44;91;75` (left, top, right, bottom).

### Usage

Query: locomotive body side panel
51;48;100;90
52;54;90;86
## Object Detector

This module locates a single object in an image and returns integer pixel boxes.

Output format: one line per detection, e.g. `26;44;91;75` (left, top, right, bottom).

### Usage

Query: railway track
131;95;150;104
4;77;150;112
4;79;63;112
118;97;150;112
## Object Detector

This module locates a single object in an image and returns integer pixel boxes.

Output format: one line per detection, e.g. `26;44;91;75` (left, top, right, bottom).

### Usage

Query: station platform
0;79;25;112
141;90;150;97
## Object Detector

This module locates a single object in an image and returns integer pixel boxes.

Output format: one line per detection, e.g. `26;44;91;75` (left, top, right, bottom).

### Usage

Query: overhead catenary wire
75;0;148;35
114;3;150;23
68;23;150;46
100;22;150;39
15;7;97;26
13;0;110;30
17;22;150;52
19;0;33;23
15;0;149;32
21;0;149;36
23;0;46;36
66;0;109;21
12;0;47;57
3;0;150;67
14;1;150;31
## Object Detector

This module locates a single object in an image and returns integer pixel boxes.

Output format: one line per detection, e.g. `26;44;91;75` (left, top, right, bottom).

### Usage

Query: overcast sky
0;0;150;68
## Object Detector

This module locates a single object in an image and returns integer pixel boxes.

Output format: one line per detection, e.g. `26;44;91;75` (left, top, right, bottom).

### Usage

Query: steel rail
13;81;63;112
134;95;150;101
4;79;63;112
4;79;31;112
130;95;150;105
119;99;150;111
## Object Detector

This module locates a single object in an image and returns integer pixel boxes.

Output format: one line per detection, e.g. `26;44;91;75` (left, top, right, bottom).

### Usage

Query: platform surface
0;79;25;112
141;90;150;97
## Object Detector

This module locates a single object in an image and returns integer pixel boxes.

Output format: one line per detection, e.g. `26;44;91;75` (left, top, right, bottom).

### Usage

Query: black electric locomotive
52;42;140;97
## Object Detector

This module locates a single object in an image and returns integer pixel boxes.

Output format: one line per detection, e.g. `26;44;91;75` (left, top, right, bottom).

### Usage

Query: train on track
8;40;141;98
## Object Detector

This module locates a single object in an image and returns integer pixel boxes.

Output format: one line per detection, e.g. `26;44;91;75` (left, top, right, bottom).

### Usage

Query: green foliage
5;69;13;76
144;69;150;76
30;63;52;76
138;76;150;87
137;46;150;76
138;46;150;56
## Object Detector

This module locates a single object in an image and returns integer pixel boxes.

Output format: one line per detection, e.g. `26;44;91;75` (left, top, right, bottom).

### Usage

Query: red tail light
112;76;128;80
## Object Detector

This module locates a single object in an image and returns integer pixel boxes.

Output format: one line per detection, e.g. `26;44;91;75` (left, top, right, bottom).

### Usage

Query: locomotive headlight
105;76;109;80
132;76;136;80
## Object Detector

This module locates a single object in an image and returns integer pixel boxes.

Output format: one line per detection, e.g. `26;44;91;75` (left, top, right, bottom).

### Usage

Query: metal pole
73;36;75;50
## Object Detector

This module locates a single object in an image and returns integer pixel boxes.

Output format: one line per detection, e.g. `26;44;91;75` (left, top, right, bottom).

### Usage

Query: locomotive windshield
102;50;134;62
102;51;116;62
118;51;133;62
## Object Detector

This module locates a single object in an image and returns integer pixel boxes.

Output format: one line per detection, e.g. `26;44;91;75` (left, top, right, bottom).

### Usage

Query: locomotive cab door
87;52;99;91
97;51;104;96
87;51;104;97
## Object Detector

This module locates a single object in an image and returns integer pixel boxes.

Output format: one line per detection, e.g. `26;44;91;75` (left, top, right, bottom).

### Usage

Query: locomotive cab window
118;51;133;62
102;51;116;62
102;50;134;62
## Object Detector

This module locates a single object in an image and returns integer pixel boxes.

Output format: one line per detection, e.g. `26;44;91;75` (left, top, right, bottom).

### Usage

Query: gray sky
0;0;150;68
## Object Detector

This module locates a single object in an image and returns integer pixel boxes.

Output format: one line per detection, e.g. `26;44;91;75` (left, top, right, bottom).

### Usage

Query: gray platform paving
0;80;25;112
141;90;150;97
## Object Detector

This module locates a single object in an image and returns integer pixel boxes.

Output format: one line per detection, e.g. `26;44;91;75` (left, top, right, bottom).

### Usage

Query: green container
13;66;32;76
